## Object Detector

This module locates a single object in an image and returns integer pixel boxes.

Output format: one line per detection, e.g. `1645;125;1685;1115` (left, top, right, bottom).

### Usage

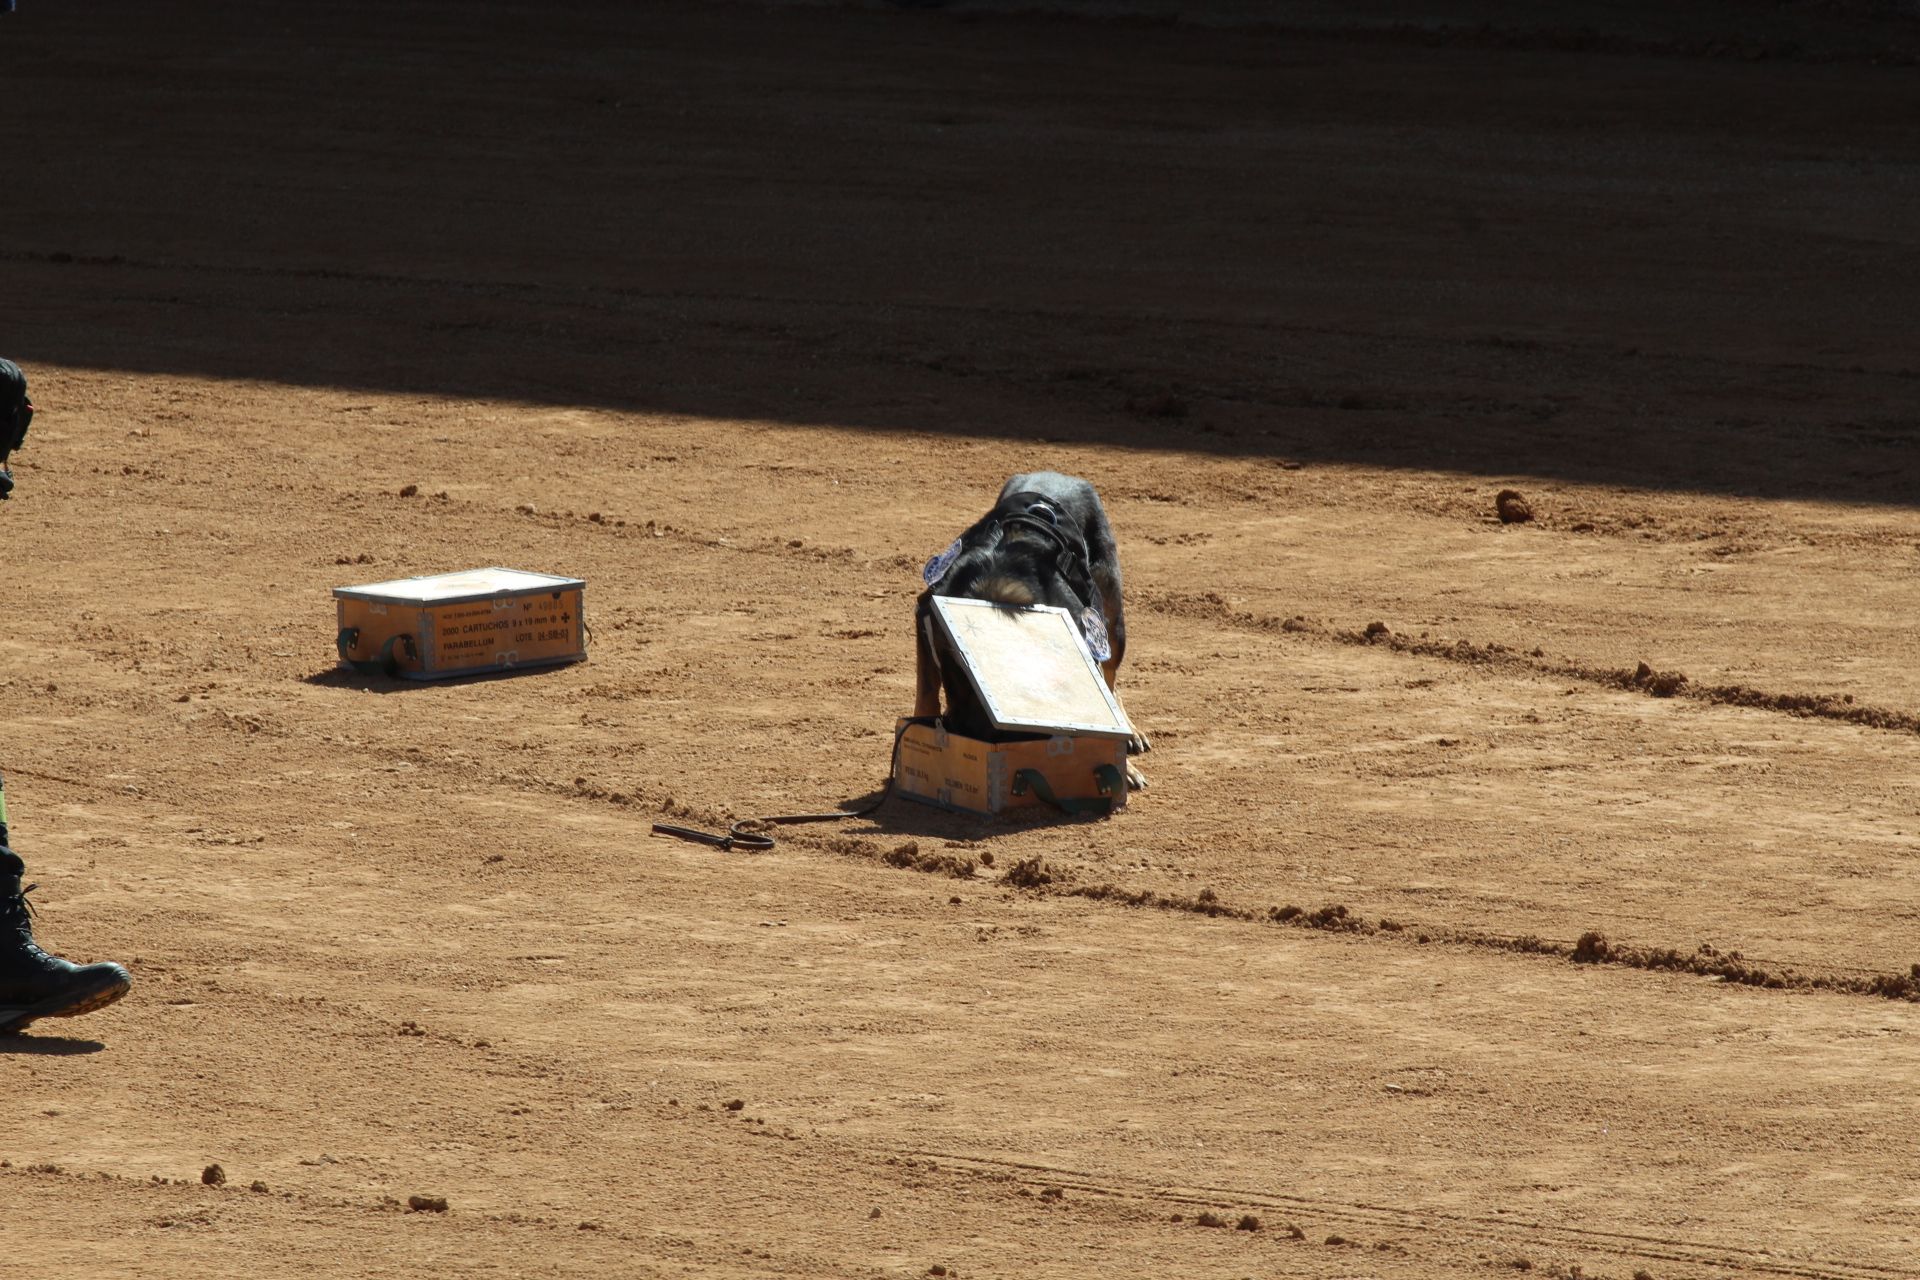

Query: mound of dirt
1496;489;1535;523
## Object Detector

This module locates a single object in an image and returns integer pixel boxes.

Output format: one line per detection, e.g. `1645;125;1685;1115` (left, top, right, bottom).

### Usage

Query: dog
914;471;1149;789
0;358;33;501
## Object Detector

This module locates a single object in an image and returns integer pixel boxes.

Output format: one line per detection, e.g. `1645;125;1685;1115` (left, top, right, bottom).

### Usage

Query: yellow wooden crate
333;568;586;679
895;717;1127;817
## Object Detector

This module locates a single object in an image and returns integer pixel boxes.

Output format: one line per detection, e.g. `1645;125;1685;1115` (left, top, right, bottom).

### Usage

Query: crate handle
336;627;417;677
1011;765;1122;817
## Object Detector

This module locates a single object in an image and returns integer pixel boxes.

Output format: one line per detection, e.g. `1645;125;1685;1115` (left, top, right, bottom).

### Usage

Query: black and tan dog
0;358;34;501
914;471;1149;788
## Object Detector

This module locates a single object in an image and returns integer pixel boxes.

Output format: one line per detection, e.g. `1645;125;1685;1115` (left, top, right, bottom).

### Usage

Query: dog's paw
1128;729;1152;756
1126;762;1149;791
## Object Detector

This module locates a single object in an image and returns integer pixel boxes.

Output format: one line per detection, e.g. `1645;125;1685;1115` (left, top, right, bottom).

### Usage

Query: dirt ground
4;2;1920;1276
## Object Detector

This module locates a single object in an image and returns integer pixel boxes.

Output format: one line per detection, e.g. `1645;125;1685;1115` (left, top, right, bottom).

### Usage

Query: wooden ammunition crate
895;717;1128;817
333;568;586;679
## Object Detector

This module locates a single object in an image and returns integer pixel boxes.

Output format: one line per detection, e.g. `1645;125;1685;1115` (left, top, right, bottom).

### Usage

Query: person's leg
0;777;132;1033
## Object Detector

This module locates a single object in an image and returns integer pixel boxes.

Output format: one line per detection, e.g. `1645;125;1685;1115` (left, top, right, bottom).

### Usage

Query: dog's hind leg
1095;656;1149;790
1094;576;1150;765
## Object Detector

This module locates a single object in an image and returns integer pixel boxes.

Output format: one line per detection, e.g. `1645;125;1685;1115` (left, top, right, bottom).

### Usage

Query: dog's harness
999;501;1087;587
922;499;1111;661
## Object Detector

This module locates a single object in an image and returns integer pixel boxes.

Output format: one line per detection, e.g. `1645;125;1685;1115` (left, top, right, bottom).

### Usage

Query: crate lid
332;567;585;606
929;596;1133;740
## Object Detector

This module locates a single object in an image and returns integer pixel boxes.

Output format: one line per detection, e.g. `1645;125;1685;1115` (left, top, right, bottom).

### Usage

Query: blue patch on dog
1079;607;1112;662
922;537;963;587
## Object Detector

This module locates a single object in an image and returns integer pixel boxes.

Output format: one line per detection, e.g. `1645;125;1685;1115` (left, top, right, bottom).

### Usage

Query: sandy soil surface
3;2;1920;1276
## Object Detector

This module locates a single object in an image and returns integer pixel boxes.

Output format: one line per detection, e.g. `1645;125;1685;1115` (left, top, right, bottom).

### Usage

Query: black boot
0;875;132;1034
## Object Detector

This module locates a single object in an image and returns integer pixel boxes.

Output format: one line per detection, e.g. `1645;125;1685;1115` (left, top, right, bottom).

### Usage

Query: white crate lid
333;567;585;606
930;596;1133;740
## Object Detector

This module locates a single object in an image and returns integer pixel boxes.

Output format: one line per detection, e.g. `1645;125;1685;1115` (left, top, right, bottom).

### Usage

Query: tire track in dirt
363;488;896;575
901;1150;1920;1280
618;786;1920;1009
1137;588;1920;735
303;703;1920;1012
984;854;1920;1004
403;511;1906;740
0;1162;668;1254
49;679;1920;1012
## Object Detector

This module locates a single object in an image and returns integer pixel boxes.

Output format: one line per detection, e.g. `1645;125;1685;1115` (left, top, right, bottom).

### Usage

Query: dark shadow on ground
303;662;587;694
825;786;1116;844
4;1;1918;504
0;1032;107;1055
659;772;1110;852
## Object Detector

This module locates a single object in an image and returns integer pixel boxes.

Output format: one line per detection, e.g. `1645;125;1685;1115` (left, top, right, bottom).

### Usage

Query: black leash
649;721;910;853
